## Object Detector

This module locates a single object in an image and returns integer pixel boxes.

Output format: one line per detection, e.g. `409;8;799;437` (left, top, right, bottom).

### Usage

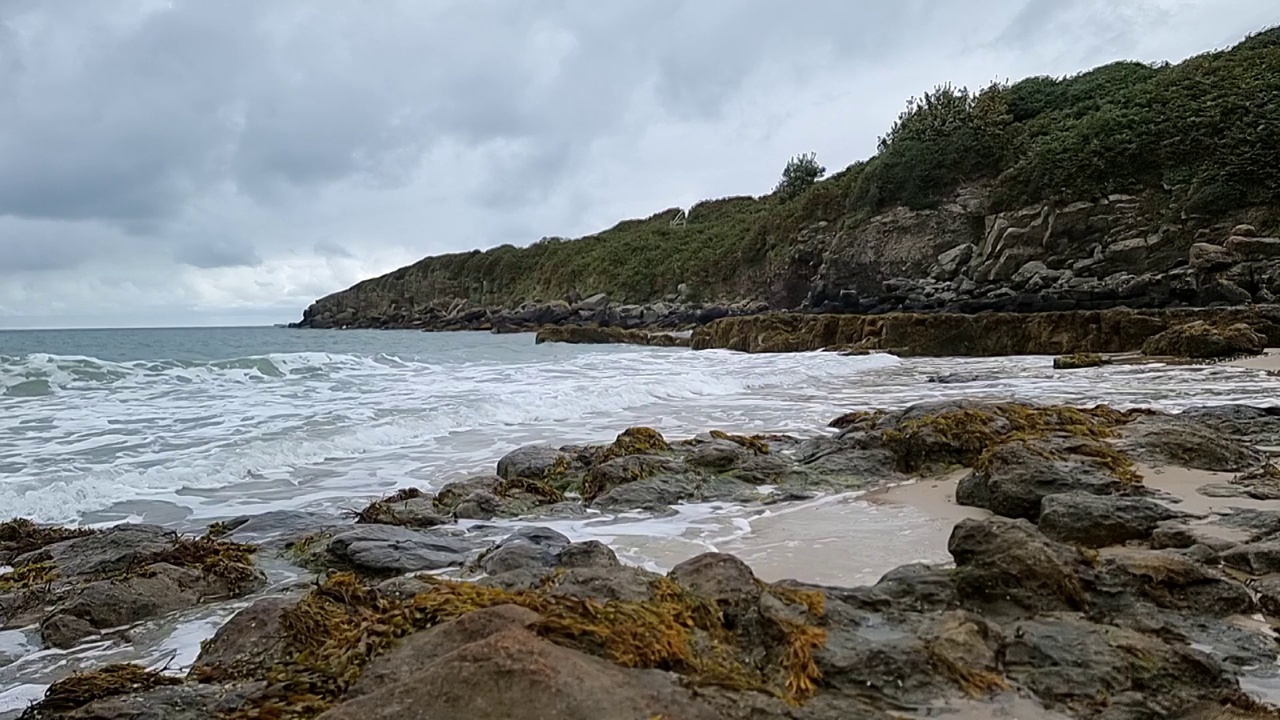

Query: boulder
1220;539;1280;575
323;526;478;576
316;628;721;720
476;527;571;576
1140;321;1264;359
1118;415;1265;471
191;595;298;681
931;244;975;280
1224;235;1280;259
955;441;1129;519
1188;243;1238;272
1037;493;1188;548
495;445;571;482
577;293;610;311
948;517;1095;612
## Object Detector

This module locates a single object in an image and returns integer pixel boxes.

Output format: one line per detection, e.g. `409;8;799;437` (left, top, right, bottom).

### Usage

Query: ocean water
3;326;1280;711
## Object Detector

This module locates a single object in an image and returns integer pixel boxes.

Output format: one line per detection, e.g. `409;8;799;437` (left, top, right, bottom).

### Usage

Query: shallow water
4;327;1280;712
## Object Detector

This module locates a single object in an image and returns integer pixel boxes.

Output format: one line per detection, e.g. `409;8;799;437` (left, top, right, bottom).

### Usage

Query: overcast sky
0;1;1274;329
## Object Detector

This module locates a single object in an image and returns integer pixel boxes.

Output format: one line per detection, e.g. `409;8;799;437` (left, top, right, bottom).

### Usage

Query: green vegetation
320;28;1280;311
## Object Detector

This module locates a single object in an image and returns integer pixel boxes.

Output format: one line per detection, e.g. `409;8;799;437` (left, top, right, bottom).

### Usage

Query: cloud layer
1;0;1274;328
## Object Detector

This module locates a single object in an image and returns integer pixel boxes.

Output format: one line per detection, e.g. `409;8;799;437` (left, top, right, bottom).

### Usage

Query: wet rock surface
0;523;265;651
13;399;1280;720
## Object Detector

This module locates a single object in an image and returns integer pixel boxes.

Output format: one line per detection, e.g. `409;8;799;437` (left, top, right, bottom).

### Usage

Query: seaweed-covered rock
1053;353;1104;370
1;526;264;650
318;628;721;720
354;489;450;529
495;445;571;482
955;441;1131;519
1098;550;1254;616
1037;492;1188;548
1140;321;1265;359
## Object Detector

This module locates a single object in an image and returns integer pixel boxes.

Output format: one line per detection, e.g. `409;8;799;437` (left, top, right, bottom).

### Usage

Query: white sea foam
4;337;1280;526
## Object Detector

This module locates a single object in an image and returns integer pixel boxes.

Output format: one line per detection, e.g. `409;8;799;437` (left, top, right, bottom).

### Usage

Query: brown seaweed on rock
21;664;181;718
0;518;96;564
222;570;826;720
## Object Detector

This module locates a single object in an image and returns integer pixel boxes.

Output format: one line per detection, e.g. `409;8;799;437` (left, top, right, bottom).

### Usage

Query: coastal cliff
293;27;1280;331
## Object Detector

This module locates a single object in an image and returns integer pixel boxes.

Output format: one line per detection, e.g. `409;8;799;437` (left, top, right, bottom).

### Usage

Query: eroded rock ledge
11;400;1280;719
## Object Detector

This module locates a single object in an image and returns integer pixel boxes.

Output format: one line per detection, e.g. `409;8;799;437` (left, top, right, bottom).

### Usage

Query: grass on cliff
218;572;827;720
317;27;1280;313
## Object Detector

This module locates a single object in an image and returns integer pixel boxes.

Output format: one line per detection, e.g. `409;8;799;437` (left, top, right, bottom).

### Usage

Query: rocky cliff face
293;185;1277;332
799;187;1278;316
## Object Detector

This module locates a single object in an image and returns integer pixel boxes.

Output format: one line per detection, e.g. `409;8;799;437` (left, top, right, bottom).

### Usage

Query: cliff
294;27;1280;330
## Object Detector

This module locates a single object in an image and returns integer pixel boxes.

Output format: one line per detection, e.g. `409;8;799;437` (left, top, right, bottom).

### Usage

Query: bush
775;152;826;200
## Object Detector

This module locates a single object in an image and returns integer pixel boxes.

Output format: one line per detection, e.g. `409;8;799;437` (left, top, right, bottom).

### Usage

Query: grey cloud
0;0;1275;328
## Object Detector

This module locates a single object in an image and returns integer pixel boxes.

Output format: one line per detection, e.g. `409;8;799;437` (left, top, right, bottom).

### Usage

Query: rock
1224;235;1280;259
1118;415;1265;471
1188;243;1238;272
495;445;571;481
1250;575;1280;614
477;527;570;575
357;494;450;529
324;526;478;576
1231;224;1258;238
925;372;996;384
1140;321;1264;359
948;517;1094;612
577;293;610;311
1002;615;1233;715
931;243;975;280
955;441;1130;519
668;553;759;609
1151;521;1242;552
588;476;691;511
1100;549;1253;615
14;524;175;578
546;566;660;603
556;541;620;569
40;613;97;649
1037;492;1188;548
1011;260;1050;287
1220;539;1280;575
316;628;721;720
348;604;543;699
41;564;215;648
53;681;262;720
191;595;298;681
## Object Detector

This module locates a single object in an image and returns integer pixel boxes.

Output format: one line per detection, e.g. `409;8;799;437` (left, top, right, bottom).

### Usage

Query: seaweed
602;427;671;460
1053;353;1106;370
130;536;261;595
709;430;771;455
0;518;96;562
21;664;180;716
0;561;57;592
227;571;828;719
879;403;1148;479
352;488;427;524
494;476;565;504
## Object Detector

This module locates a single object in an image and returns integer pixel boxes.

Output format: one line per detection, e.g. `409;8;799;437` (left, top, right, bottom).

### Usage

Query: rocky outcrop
690;305;1280;355
1140;320;1266;359
0;524;264;650
533;325;690;347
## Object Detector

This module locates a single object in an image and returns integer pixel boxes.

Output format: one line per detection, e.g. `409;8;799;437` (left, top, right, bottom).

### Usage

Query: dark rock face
1118;415;1266;472
948;517;1096;613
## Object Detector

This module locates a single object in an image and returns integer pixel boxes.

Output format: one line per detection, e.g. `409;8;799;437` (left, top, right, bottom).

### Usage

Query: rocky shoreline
6;400;1280;718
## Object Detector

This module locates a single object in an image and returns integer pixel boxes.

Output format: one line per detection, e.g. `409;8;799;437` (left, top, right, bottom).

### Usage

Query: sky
0;1;1275;329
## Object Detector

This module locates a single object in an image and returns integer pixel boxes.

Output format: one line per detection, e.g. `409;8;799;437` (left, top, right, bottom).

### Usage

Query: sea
3;325;1280;713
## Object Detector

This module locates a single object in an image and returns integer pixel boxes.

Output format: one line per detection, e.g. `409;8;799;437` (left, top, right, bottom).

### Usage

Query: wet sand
1227;349;1280;371
720;480;988;585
